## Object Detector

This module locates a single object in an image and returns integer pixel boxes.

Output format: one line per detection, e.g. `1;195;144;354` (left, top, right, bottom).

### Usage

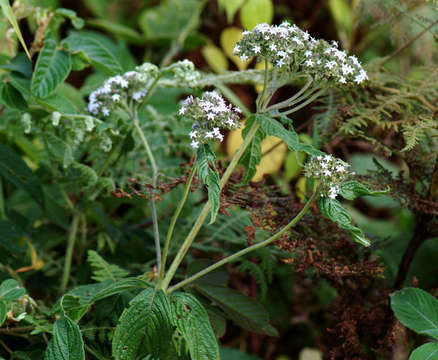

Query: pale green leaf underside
410;342;438;360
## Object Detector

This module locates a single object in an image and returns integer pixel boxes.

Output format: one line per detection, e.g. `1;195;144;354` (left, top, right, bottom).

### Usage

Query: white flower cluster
234;22;368;85
304;155;353;199
178;91;242;149
86;63;160;117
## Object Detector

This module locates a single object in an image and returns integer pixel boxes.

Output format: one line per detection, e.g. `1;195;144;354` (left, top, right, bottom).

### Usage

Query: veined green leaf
62;33;122;76
31;34;72;98
0;301;6;326
0;0;31;60
87;250;129;282
60;295;90;322
43;131;73;169
0;82;27;110
239;115;266;183
0;279;25;301
257;114;324;157
196;144;221;224
339;180;389;200
44;315;85;360
318;197;370;246
409;342;438;360
112;288;177;360
170;292;220;360
391;287;438;340
195;284;278;336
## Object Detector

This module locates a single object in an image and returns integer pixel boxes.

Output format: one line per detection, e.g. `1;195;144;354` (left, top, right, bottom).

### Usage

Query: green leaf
62;33;122;76
43;132;74;169
0;0;31;60
66;163;98;188
201;44;229;74
0;301;6;326
409;342;438;360
44;315;85;360
0;220;25;255
220;347;262;360
90;278;151;303
218;0;245;23
31;33;72;98
239;116;266;183
87;250;129;282
339;180;389;200
112;288;178;360
170;292;220;360
86;18;144;44
0;82;27;110
257;114;324;157
55;8;84;29
0;279;25;301
240;0;274;30
391;287;438;340
318;197;370;247
0;52;32;77
138;0;204;41
195;284;278;336
196;144;221;224
0;144;44;204
60;295;90;322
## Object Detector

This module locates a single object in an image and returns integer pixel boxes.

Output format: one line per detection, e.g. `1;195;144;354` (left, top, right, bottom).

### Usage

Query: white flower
112;94;121;101
336;164;346;172
341;64;354;75
133;91;146;101
189;130;197;139
338;76;347;84
191;140;200;149
292;37;303;46
325;61;337;70
277;58;285;67
305;59;314;67
240;54;249;61
253;45;261;54
269;44;277;51
179;106;186;115
102;107;110;116
323;169;332;176
205;131;214;139
305;50;313;57
233;45;240;54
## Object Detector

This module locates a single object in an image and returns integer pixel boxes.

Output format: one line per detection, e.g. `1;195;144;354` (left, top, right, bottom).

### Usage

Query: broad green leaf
409;342;438;360
328;0;353;32
44;315;85;360
0;144;44;204
240;0;273;30
112;288;177;360
0;0;31;60
217;0;245;23
86;18;144;44
220;27;251;70
0;279;25;301
55;8;84;29
201;44;228;74
339;180;389;200
31;34;72;98
62;33;122;76
0;301;6;326
139;0;204;41
284;134;312;181
60;295;90;323
90;278;151;303
44;132;73;169
257;115;324;157
87;250;129;282
170;292;220;360
391;287;438;340
317;197;370;246
196;144;221;224
195;284;278;336
0;82;27;110
0;52;32;77
238;116;266;183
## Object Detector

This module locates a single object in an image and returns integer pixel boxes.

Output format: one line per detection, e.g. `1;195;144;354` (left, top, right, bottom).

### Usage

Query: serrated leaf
60;295;90;322
112;288;177;360
0;82;27;110
170;292;220;360
196;144;221;224
195;284;278;336
409;342;438;360
31;34;72;98
201;44;228;74
0;279;25;301
44;315;85;360
257;114;324;157
0;301;6;326
218;0;245;23
90;278;151;303
240;0;273;30
0;144;43;204
62;33;122;76
339;180;389;200
67;163;98;188
391;287;438;340
317;197;370;247
44;132;73;169
0;0;31;60
220;27;251;70
87;250;129;282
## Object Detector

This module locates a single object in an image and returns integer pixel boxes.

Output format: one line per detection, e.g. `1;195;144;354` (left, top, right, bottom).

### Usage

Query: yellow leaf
284;134;312;180
220;27;251;70
254;60;272;93
240;0;274;31
299;348;323;360
201;44;229;74
296;176;307;202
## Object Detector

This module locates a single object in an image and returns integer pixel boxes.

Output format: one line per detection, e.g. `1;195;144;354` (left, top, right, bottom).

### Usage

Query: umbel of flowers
234;22;368;85
304;155;353;199
179;91;242;149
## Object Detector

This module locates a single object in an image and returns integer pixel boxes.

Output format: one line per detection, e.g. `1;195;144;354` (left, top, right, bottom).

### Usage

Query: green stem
265;79;314;111
168;189;319;293
215;83;251;117
274;88;326;116
60;213;80;293
161;119;261;290
133;112;162;274
158;163;196;287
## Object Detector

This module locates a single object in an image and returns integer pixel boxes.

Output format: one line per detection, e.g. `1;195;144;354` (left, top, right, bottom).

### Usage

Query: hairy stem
265;80;315;111
168;190;319;293
161;120;261;290
60;213;80;293
133;112;162;274
158;163;196;287
274;88;326;116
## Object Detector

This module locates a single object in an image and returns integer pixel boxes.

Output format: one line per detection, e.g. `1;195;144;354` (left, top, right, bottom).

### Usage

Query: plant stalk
60;213;80;293
168;189;319;293
274;88;326;116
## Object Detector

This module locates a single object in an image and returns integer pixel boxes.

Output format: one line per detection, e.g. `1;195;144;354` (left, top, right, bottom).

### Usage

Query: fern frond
237;259;268;299
87;250;129;282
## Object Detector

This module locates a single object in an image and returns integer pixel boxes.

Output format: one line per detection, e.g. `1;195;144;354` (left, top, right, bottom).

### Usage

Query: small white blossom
191;140;200;149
